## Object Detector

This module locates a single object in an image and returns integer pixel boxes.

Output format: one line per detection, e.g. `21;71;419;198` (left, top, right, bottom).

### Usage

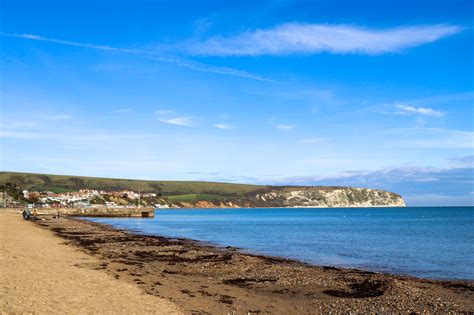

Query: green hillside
0;172;265;197
167;194;231;202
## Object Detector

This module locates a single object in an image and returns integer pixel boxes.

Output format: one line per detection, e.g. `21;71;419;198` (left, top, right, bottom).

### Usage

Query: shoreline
83;215;471;283
28;213;474;313
157;205;408;210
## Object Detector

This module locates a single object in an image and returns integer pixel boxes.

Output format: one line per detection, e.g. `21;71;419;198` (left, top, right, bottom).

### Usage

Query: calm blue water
85;207;474;280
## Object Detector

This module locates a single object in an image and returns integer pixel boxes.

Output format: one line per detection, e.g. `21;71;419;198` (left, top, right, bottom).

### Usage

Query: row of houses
22;189;159;207
23;189;104;200
106;190;157;199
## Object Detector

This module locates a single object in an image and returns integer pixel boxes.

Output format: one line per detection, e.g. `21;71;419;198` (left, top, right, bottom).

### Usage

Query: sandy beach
1;210;473;313
0;210;181;314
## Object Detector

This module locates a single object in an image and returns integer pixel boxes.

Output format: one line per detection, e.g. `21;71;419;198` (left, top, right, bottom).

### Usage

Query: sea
84;207;474;280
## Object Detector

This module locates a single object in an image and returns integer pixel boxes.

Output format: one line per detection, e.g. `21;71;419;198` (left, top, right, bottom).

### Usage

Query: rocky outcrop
252;187;405;208
169;186;405;208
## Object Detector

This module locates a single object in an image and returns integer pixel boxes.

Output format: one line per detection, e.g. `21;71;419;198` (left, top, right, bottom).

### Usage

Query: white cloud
145;55;276;82
404;92;474;106
159;116;194;126
0;130;158;141
0;32;273;82
86;160;169;171
155;110;195;127
395;104;444;117
447;155;474;167
0;121;39;129
193;15;216;34
275;124;295;130
64;146;87;150
0;130;52;139
79;134;153;141
213;123;233;129
297;138;321;143
403;193;474;207
154;109;174;115
387;128;474;149
43;114;72;121
188;23;461;56
219;113;232;120
113;108;133;113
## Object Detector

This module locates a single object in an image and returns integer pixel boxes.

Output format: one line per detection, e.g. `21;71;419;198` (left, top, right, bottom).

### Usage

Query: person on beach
22;209;31;220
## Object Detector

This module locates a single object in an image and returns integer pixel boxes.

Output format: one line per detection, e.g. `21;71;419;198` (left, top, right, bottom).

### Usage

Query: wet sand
0;211;181;314
3;210;474;313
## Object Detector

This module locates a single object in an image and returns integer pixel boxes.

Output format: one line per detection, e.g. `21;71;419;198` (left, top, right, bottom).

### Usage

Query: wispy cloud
0;129;160;142
448;155;474;167
146;55;276;82
154;109;174;115
0;32;273;82
0;121;39;129
395;103;444;117
275;124;295;130
113;108;133;113
0;32;141;53
43;114;72;121
386;128;474;149
188;23;461;56
213;123;233;129
15;156;170;172
404;92;474;106
297;138;321;143
0;130;52;139
271;166;473;187
159;116;194;126
155;109;195;126
193;14;216;34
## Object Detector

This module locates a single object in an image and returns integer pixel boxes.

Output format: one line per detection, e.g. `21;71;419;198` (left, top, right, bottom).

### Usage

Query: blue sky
0;0;473;206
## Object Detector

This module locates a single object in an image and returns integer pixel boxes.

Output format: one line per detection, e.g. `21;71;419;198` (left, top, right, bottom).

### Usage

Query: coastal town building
18;188;163;208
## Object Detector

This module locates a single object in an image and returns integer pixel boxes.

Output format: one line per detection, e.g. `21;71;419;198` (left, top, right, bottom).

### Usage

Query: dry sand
0;210;181;314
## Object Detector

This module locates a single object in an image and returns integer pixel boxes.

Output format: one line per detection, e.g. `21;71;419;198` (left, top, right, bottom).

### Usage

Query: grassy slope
167;194;232;202
0;171;265;197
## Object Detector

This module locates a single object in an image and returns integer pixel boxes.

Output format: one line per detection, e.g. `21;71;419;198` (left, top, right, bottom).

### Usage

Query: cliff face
170;187;405;208
253;187;406;208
